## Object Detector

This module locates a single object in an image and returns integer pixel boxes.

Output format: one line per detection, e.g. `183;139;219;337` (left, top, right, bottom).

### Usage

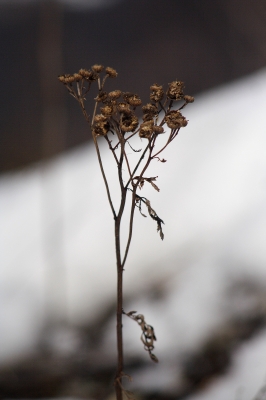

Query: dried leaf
149;352;159;363
150;180;160;192
127;141;141;152
127;311;137;316
124;309;159;363
136;196;164;239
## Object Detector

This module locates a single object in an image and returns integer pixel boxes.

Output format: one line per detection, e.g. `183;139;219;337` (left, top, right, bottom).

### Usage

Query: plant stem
122;188;136;269
114;140;127;399
115;216;124;400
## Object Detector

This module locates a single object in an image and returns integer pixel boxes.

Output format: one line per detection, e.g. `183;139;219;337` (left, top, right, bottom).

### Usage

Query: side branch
92;135;117;219
121;188;136;268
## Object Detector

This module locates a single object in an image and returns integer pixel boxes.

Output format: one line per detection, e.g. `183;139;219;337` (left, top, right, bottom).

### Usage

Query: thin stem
100;74;108;90
91;101;98;126
77;97;116;218
115;213;124;400
121;188;136;268
105;136;119;165
79;98;90;123
122;141;155;268
114;140;127;400
123;150;133;182
152;133;172;159
92;135;117;219
125;142;150;189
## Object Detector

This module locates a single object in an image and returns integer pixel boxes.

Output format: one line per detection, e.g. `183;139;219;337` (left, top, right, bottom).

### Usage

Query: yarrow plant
58;64;194;399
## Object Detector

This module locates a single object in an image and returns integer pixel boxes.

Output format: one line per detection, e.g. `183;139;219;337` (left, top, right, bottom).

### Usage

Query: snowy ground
1;69;266;397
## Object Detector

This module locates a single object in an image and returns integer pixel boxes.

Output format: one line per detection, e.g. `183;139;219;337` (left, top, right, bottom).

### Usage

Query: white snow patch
0;68;266;399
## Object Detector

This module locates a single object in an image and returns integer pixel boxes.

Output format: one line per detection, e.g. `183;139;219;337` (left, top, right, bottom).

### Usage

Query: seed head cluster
58;64;194;141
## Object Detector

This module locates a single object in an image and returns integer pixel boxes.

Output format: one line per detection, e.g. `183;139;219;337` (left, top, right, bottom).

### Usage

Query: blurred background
1;0;266;172
1;0;266;399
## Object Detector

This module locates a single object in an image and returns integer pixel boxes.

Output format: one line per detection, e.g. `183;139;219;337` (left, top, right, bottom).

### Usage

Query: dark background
1;0;266;172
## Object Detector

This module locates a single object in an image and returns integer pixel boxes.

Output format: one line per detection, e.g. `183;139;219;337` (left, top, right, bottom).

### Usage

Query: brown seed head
129;95;141;107
108;90;122;99
78;69;98;81
73;73;83;82
123;92;134;101
150;83;164;102
123;93;142;107
184;95;194;103
150;84;162;91
153;125;164;134
92;125;109;136
92;64;104;73
120;114;139;132
142;113;154;122
66;75;76;84
166;81;184;100
139;120;154;139
105;67;118;78
117;102;132;115
95;91;108;103
78;69;90;77
89;72;99;81
165;110;187;129
94;114;108;123
93;114;109;136
101;105;114;117
58;75;66;83
58;74;76;84
142;103;158;115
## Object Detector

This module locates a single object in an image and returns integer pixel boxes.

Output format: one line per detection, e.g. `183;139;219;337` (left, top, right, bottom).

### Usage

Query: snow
187;329;266;400
1;69;266;395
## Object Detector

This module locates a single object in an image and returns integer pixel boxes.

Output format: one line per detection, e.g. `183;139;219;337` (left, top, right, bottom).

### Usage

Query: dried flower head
73;73;83;82
58;74;75;84
184;95;195;103
94;114;107;123
150;83;163;92
165;110;188;129
78;68;98;81
58;74;66;83
108;90;122;100
93;114;109;136
120;114;139;132
139;120;154;139
78;68;89;77
150;83;164;102
95;91;108;103
142;113;154;122
153;125;164;134
117;102;132;115
92;64;104;73
142;103;158;115
123;92;142;107
142;103;158;121
105;67;118;78
127;94;142;107
101;105;115;118
166;80;184;100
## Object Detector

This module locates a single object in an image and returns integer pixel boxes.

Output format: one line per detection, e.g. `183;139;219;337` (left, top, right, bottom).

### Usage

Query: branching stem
58;66;193;400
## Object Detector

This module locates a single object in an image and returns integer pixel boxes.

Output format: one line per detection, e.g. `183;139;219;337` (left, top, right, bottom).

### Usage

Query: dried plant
58;64;194;399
